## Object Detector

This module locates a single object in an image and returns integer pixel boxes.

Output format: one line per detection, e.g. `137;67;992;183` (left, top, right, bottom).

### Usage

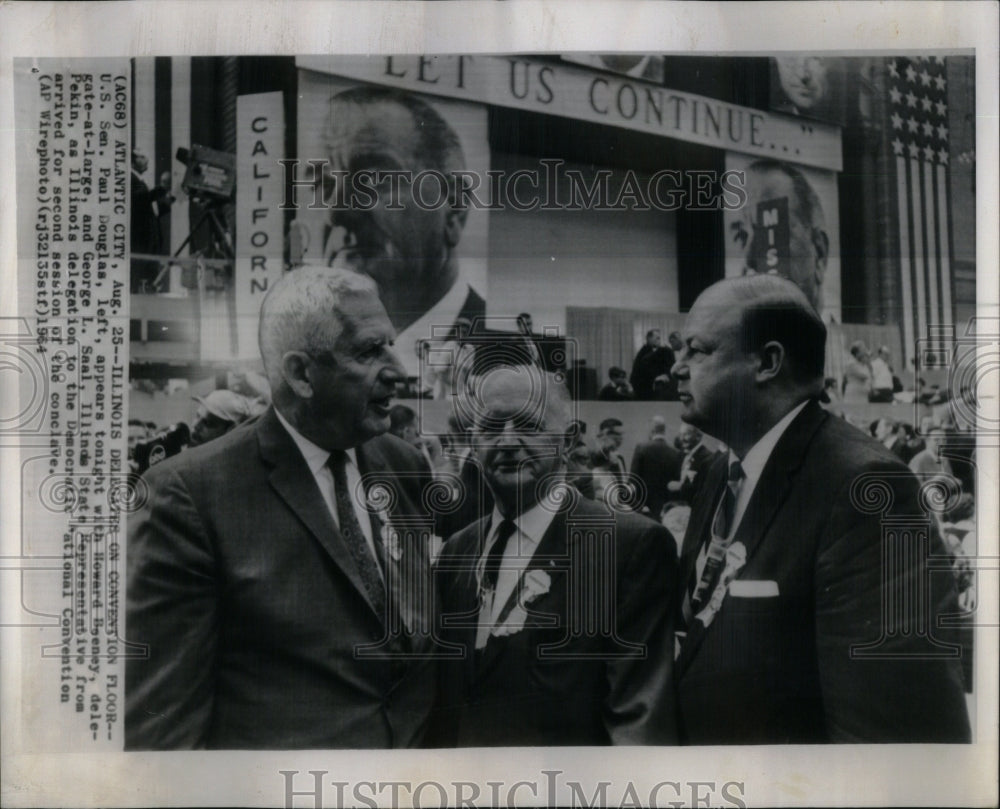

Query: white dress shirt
479;490;563;625
274;408;379;568
695;400;808;579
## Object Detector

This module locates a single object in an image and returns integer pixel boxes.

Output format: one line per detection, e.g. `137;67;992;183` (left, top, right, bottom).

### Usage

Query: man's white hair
258;266;379;389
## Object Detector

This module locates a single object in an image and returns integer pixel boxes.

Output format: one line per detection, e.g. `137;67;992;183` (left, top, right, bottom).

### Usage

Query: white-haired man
126;267;438;749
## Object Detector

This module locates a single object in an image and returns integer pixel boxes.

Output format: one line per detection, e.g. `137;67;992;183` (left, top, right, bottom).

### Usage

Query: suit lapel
677;454;727;602
357;442;435;644
257;408;382;620
677;402;829;675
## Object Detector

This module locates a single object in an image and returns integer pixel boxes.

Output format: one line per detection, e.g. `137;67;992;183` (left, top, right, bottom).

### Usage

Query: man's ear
812;226;830;282
444;205;468;249
281;351;314;399
755;340;785;383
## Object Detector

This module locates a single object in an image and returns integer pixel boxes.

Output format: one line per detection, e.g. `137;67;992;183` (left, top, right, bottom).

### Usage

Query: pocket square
729;579;779;597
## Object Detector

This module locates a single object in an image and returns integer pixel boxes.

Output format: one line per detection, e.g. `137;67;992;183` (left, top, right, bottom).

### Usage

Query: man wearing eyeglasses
126;266;438;749
431;367;678;746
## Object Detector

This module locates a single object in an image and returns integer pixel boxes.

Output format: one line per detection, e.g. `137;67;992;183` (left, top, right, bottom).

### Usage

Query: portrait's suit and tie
431;369;678;747
671;276;970;745
125;268;438;750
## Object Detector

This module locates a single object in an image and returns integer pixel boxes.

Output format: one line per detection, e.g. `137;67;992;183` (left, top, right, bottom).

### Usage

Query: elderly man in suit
671;274;969;744
433;367;678;745
126;267;438;749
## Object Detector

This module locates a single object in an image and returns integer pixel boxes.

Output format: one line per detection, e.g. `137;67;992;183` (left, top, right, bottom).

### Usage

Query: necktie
476;518;518;650
482;519;519;596
682;459;745;625
328;450;385;617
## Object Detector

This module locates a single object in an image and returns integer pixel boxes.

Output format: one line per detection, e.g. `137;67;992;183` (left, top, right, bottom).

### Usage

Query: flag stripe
888;56;951;368
895;155;916;364
909;156;928;355
936;163;953;338
923;160;940;354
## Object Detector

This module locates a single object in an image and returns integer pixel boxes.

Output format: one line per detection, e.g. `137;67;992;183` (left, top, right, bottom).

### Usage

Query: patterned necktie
328;450;385;618
683;458;745;625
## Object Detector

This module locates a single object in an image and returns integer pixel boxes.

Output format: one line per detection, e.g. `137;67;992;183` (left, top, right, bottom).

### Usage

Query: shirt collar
487;487;564;546
732;400;809;489
395;268;478;377
274;407;359;475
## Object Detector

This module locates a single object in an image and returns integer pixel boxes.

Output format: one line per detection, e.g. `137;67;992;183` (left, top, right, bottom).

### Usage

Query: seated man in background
598;366;635;401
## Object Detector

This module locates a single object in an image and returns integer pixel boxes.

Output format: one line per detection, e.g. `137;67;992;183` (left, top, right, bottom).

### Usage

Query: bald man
126;267;438;749
671;274;969;744
432;367;678;746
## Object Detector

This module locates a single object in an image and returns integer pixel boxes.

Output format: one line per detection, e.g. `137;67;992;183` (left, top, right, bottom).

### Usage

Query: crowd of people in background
127;379;269;474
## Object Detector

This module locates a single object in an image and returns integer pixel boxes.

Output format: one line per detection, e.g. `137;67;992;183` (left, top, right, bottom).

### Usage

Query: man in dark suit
630;416;682;518
598;366;636;401
630;329;674;400
433;368;678;745
671;275;969;744
126;267;439;749
667;423;715;505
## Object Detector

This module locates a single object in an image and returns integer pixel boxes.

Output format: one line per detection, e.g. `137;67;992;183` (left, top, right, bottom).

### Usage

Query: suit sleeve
604;520;679;745
125;464;219;749
814;464;970;742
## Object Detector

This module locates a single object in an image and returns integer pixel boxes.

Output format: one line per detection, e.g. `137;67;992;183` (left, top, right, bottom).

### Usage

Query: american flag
886;56;953;366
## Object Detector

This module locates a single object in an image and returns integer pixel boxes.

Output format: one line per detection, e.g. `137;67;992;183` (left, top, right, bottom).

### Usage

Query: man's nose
495;421;523;449
671;357;688;380
381;348;407;383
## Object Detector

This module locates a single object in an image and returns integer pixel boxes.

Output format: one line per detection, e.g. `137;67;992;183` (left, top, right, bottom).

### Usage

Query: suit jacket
432;492;678;746
675;401;970;744
435;451;494;540
630;345;674;401
675;444;715;505
630;438;683;518
125;407;438;749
